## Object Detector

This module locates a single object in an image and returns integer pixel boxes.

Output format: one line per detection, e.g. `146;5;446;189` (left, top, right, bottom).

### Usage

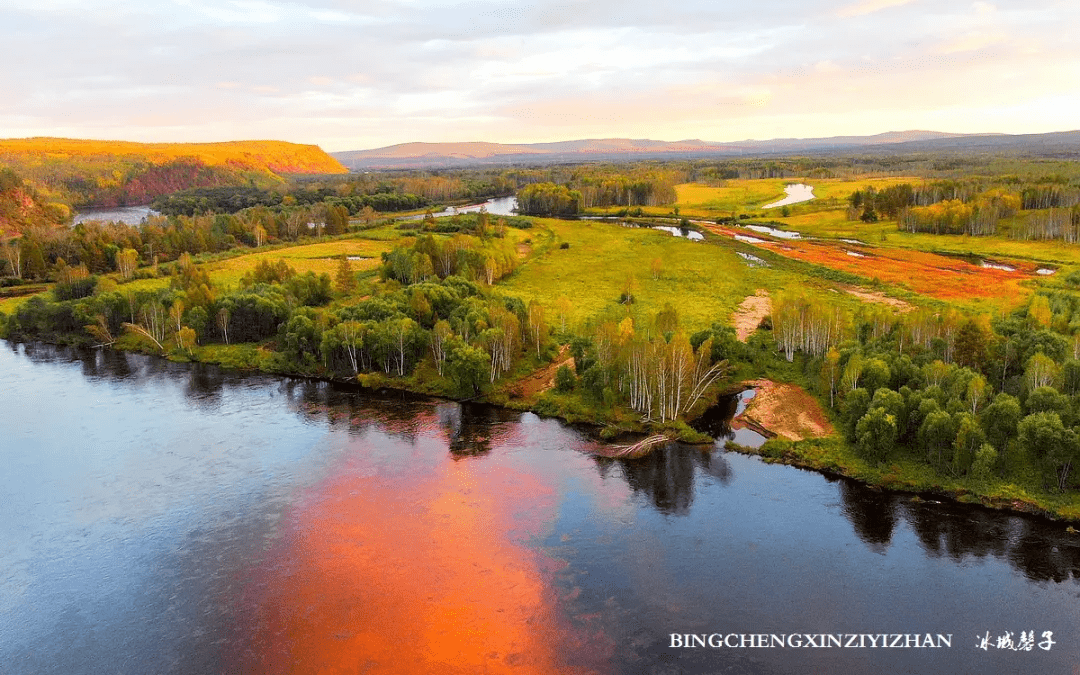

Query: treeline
516;183;583;216
297;169;517;203
775;289;1080;493
846;180;1080;239
0;203;355;281
151;185;429;217
2;239;557;399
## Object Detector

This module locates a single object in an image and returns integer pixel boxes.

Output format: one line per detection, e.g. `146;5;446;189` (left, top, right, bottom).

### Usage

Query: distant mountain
0;138;347;207
332;131;982;169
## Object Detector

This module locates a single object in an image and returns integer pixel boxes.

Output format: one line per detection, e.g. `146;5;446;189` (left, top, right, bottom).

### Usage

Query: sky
2;0;1078;152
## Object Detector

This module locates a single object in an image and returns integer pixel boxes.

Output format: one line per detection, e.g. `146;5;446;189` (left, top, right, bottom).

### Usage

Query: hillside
0;168;66;238
333;131;975;169
0;138;347;208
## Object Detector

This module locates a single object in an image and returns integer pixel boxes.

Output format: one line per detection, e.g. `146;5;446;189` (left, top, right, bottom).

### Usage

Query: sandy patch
733;290;771;342
737;379;834;441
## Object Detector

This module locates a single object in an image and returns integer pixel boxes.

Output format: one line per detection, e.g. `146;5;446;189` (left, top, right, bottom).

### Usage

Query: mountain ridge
332;130;985;169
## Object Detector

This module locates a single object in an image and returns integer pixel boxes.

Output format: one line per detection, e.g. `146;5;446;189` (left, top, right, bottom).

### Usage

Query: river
400;195;518;220
72;205;159;226
2;342;1078;674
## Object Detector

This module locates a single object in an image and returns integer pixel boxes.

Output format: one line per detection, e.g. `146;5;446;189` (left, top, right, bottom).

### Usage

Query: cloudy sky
3;0;1077;151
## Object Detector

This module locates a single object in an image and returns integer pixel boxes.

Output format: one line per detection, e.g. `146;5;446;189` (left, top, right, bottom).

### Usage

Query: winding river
2;342;1079;674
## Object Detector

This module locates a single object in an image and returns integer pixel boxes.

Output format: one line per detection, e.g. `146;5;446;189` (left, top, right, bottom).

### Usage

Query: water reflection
838;479;898;552
5;343;1080;675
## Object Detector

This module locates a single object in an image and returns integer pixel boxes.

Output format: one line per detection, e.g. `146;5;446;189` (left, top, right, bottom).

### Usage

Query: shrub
554;364;576;392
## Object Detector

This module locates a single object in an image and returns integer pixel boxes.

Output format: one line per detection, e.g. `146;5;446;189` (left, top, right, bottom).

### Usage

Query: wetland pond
2;342;1079;674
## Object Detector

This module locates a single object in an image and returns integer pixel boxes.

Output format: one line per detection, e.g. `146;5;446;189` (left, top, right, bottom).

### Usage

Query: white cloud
1;0;1078;149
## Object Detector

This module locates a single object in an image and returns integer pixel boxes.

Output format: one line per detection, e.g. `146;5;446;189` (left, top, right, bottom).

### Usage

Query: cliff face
0;138;347;208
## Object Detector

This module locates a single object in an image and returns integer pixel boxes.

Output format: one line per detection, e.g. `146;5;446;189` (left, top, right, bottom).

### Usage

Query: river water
2;342;1079;674
401;195;518;220
72;205;159;226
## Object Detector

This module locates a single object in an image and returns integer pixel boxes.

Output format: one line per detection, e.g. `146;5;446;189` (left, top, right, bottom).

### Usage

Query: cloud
836;0;916;18
1;0;1078;150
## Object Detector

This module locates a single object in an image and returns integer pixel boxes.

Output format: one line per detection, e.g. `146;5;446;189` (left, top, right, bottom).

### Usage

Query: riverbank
10;330;1080;522
730;433;1080;523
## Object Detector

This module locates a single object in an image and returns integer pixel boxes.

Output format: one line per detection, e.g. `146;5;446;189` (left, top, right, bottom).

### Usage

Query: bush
554;364;576;392
559;242;570;249
53;275;98;301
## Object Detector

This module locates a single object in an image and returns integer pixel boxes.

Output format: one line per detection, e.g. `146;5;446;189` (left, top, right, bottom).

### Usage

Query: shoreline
7;335;1080;524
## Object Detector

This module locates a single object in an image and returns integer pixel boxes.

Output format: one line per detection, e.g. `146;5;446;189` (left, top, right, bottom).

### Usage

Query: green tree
554;364;576;392
446;338;488;396
980;393;1022;461
919;410;955;464
841;388;872;442
856;407;897;464
951;412;985;475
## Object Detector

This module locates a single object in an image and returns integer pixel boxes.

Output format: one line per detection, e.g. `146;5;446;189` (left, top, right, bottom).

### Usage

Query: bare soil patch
834;284;914;312
508;345;574;399
737;379;834;441
733;290;771;342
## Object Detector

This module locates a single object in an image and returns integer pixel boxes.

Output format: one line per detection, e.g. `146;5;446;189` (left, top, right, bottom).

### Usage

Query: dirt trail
508;345;574;399
737;379;834;441
733;290;771;342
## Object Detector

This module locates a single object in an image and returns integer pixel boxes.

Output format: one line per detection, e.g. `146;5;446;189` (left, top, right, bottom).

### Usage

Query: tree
650;257;663;280
526;300;546;357
655;303;678;336
1026;386;1069;418
970;443;999;480
965;374;990;415
955;317;990;371
1026;352;1058;390
952;413;985;475
1028;295;1052;329
446;338;488;396
430;320;452;376
360;205;378;228
841;355;864;392
841;387;871;442
554;364;576;392
217;307;230;344
822;348;842;408
981;393;1021;455
856;408;897;464
2;237;22;279
116;248;139;280
335;256;357;295
919;409;954;464
555;296;572;333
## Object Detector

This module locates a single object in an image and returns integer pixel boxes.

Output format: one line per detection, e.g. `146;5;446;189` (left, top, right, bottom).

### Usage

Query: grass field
500;218;865;333
698;221;1037;313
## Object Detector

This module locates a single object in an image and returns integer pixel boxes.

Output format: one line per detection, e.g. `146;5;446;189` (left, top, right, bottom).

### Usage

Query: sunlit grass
500;218;851;333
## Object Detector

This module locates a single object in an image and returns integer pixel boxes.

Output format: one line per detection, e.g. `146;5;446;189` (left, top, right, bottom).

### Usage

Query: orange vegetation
0;137;347;175
231;428;609;675
703;223;1034;306
738;379;834;441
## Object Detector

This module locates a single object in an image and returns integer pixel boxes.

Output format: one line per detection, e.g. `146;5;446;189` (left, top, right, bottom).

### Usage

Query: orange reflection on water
233;435;610;674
